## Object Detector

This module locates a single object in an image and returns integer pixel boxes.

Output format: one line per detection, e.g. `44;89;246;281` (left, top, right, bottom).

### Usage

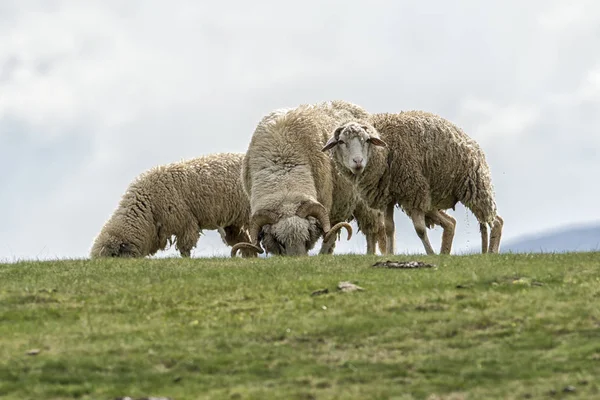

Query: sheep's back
373;111;492;209
139;153;250;230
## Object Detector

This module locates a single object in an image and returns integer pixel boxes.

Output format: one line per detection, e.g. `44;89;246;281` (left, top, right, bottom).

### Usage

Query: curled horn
296;200;353;243
249;209;279;245
296;200;331;233
230;242;263;257
323;222;353;244
230;209;278;257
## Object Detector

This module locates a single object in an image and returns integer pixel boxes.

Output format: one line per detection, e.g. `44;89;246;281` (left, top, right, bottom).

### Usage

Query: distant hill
501;223;600;253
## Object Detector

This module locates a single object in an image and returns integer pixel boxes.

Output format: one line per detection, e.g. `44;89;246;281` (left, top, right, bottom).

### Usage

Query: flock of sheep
90;100;503;259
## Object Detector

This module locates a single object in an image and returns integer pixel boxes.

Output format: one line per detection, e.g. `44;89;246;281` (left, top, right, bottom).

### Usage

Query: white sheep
231;100;385;257
90;153;257;258
322;110;504;255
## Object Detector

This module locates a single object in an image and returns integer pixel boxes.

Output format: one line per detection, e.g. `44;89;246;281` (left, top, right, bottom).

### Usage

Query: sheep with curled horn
231;100;384;257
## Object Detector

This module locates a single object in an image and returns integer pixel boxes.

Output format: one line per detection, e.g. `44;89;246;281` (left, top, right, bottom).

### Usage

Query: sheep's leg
365;232;377;255
318;241;336;255
488;215;504;254
480;223;489;254
376;223;387;255
223;225;257;258
319;231;338;255
384;202;396;255
176;226;200;258
426;210;456;255
410;211;435;255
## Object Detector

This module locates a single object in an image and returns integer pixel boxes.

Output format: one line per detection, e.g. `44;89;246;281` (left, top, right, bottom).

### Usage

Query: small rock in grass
337;282;364;292
26;349;41;356
114;397;172;400
372;260;436;269
143;398;173;400
563;385;576;393
311;288;329;296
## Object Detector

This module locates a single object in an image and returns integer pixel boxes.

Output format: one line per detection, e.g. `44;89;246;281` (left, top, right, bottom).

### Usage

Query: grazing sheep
322;110;504;255
90;153;256;258
231;100;383;257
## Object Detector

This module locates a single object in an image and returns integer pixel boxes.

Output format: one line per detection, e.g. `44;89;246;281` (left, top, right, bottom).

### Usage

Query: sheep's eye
337;140;345;145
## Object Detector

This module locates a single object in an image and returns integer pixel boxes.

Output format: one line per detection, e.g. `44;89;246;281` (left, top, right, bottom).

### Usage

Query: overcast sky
1;0;599;261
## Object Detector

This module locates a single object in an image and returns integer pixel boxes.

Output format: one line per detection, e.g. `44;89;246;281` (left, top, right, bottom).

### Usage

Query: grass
1;253;599;400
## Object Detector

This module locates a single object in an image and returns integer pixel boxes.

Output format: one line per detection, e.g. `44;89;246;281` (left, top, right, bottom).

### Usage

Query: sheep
322;110;504;255
90;153;257;258
230;100;385;257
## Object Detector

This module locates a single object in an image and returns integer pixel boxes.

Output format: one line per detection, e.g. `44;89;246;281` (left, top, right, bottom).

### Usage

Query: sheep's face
322;122;387;176
259;216;322;256
91;232;142;258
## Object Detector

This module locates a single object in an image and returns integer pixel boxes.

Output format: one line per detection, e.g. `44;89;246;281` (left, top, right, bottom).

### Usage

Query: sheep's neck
353;148;391;212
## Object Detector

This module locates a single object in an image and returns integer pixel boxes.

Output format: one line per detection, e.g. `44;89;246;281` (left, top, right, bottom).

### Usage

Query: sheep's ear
368;136;387;147
322;126;345;152
322;136;338;152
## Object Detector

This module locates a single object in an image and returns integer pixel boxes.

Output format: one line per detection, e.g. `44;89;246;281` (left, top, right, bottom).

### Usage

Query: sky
1;0;599;261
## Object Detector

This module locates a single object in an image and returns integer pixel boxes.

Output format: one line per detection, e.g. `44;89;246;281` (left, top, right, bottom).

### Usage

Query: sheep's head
322;122;387;175
90;230;142;258
230;201;352;257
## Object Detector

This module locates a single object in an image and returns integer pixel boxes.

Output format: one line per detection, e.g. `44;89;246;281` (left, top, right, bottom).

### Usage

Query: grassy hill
1;253;599;399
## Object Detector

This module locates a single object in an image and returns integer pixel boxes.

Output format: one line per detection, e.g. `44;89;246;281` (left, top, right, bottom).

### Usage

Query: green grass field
1;253;599;400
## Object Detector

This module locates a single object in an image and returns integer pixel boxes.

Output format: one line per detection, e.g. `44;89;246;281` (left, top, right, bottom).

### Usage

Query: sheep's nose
353;157;364;167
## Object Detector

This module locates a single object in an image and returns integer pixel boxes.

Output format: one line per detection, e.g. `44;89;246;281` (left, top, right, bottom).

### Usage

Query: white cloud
538;0;598;31
456;99;541;145
548;64;600;107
